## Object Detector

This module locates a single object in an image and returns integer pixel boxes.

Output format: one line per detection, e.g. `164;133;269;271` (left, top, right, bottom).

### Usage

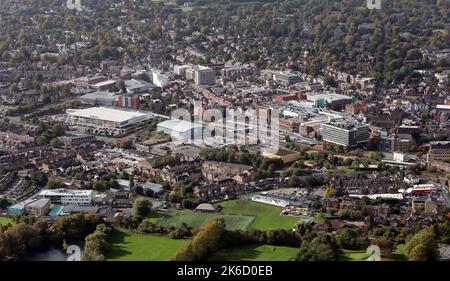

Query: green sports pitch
148;199;304;231
147;209;254;231
106;229;189;261
219;199;304;230
0;217;13;226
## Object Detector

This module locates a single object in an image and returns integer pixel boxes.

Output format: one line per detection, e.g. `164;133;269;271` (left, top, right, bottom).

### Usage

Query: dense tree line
171;217;448;261
0;0;448;87
171;219;226;261
171;218;367;261
405;229;438;261
294;234;337;261
83;224;112;261
0;214;104;260
137;221;195;239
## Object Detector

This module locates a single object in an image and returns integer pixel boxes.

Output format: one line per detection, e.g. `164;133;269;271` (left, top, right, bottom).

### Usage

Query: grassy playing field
209;244;298;261
106;229;189;261
337;250;371;261
179;7;193;12
218;200;302;230
149;200;302;231
148;209;254;231
0;217;13;226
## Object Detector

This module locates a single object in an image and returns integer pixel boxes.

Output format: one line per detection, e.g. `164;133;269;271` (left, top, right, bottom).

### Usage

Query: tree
323;76;337;87
0;222;42;259
129;178;135;189
0;196;9;210
373;237;393;258
351;160;360;170
133;185;143;196
93;181;105;191
336;228;366;250
288;175;301;187
324;187;336;198
367;151;379;160
143;189;154;198
46;178;63;189
116;80;126;92
337;209;351;220
30;171;48;187
405;229;437;261
133;198;152;217
83;224;111;261
50;138;62;148
294;235;336;261
408;243;428;261
116;139;132;149
51;124;65;137
172;219;226;261
53;214;103;241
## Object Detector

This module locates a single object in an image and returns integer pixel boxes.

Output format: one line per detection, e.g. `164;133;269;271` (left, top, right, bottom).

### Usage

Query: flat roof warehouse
67;107;152;123
157;119;204;133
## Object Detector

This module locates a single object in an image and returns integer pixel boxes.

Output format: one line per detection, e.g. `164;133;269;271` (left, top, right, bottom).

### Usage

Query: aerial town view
0;0;449;270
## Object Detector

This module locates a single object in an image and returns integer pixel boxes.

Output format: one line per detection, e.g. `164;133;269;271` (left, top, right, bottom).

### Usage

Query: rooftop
157;119;203;133
437;104;450;110
308;92;353;102
93;80;116;87
26;198;51;209
9;198;37;210
349;194;404;200
63;206;99;213
38;188;93;197
195;203;218;212
80;91;116;99
125;79;155;90
142;182;163;193
67;107;149;123
324;119;367;130
194;65;213;71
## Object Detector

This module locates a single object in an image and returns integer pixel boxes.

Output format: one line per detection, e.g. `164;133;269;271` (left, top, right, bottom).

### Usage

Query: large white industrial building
67;107;152;129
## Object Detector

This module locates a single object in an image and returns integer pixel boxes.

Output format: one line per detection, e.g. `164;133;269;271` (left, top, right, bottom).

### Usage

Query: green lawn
106;229;189;261
179;7;193;12
394;244;406;255
336;166;355;173
337;250;371;261
148;200;304;231
0;217;14;226
148;209;254;231
393;244;407;260
209;244;298;261
218;200;302;230
313;213;325;223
